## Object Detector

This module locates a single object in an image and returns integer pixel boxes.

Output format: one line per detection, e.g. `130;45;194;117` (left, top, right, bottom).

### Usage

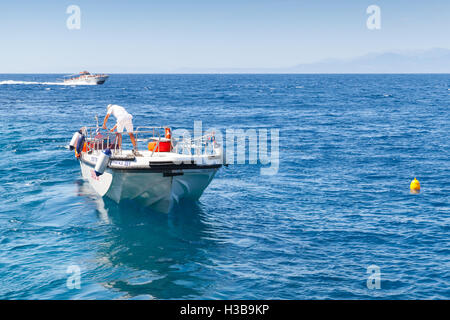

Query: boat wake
0;80;96;86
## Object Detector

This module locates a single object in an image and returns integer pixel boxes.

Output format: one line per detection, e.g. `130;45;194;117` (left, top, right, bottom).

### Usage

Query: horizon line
1;72;450;75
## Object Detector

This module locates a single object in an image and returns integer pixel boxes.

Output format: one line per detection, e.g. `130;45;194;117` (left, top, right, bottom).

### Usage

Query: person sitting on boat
102;104;138;153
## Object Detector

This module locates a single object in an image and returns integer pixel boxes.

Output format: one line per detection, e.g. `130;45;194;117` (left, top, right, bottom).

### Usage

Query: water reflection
78;181;219;299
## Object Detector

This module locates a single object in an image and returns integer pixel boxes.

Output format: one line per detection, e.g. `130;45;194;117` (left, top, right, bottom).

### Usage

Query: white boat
70;126;223;213
63;71;109;85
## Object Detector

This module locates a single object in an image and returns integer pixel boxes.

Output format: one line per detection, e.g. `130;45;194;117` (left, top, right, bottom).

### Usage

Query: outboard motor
69;130;82;150
94;148;111;176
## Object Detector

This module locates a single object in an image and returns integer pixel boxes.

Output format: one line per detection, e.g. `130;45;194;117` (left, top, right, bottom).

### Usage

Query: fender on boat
69;130;82;150
94;148;111;176
75;134;85;156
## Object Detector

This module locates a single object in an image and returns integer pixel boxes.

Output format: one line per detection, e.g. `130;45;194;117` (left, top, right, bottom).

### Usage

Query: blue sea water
0;74;449;300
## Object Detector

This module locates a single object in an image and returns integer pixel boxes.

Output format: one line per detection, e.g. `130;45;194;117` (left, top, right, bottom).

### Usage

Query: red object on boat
165;127;171;139
148;140;171;152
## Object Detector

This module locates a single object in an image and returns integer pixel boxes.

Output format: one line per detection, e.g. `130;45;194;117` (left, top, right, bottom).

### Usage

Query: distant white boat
63;71;109;85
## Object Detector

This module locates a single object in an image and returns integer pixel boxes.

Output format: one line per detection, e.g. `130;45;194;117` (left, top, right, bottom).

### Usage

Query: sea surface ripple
0;74;449;299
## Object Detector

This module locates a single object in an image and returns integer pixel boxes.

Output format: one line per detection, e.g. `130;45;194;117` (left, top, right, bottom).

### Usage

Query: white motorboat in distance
63;71;109;85
70;126;223;213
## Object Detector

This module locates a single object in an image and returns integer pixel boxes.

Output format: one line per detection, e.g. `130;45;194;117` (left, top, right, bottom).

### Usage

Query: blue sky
0;0;449;72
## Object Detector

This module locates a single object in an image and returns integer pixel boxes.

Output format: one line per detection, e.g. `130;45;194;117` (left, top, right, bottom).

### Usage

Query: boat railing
81;125;220;157
135;126;219;156
81;126;169;155
135;126;169;157
172;131;219;156
81;126;123;154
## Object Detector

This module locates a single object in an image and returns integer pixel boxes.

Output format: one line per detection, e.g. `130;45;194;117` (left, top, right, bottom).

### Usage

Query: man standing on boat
102;104;138;153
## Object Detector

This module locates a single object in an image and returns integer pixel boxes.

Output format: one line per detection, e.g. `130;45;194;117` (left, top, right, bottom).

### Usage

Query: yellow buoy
410;177;420;193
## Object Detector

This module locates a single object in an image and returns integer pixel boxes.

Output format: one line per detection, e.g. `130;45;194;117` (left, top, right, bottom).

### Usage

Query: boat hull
80;160;218;213
64;75;109;85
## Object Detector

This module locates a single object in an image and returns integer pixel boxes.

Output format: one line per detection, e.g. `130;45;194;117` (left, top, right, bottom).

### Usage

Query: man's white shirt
107;105;132;123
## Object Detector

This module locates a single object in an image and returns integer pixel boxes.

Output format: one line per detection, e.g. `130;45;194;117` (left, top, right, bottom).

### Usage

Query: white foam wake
0;80;96;86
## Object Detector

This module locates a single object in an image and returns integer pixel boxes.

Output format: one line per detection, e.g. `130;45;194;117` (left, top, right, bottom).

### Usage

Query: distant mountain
288;48;450;73
176;48;450;73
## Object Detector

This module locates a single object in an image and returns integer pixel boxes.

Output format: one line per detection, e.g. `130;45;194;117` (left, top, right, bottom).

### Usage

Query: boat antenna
95;114;99;131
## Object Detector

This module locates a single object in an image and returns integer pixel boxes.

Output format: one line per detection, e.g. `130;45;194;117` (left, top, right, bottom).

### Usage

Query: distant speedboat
63;71;109;85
